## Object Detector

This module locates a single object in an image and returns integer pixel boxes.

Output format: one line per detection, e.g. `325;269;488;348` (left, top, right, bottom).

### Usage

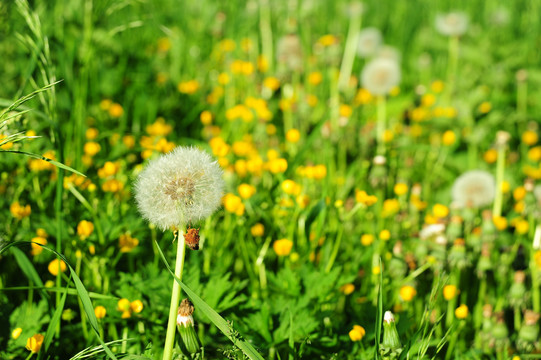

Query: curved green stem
163;226;187;360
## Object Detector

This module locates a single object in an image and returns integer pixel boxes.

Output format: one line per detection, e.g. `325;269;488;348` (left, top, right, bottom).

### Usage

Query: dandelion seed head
435;12;468;37
451;170;495;209
356;27;382;58
361;58;401;96
134;146;224;231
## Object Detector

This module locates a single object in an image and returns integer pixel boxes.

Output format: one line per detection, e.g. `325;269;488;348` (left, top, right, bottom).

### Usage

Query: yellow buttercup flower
26;334;44;353
77;220;94;240
455;304;469;319
433;204;449;218
273;239;293;256
443;285;459;300
94;305;107;319
251;223;265;237
349;325;366;341
340;283;355;295
361;234;374;246
48;259;67;276
238;184;256;199
399;285;417;302
286;129;301;143
130;300;144;314
393;183;408;196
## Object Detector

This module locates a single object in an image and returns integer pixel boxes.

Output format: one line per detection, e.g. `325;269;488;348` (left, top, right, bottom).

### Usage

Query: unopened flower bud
176;299;201;355
380;311;402;359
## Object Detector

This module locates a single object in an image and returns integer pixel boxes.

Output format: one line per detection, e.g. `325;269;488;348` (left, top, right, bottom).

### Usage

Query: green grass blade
0;149;85;176
155;240;265;360
0;286;117;300
42;275;70;355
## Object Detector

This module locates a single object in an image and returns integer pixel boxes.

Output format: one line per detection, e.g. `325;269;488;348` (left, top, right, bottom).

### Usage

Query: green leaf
9;246;50;301
375;257;383;360
0;241;117;359
155;240;265;360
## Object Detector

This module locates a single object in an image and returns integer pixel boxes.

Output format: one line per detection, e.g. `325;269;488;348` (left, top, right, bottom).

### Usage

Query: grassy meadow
1;0;541;359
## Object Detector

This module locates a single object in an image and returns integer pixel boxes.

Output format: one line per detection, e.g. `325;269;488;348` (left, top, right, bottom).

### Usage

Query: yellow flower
372;265;381;275
146;117;173;136
360;234;374;246
30;236;47;256
443;285;459;300
281;180;301;195
130;300;144;313
200;110;213;125
10;201;31;219
273;239;293;256
157;37;171;52
442;130;456;146
514;219;529;235
340;283;355;295
48;259;67;276
223;194;245;216
483;149;497;164
117;298;131;318
177;80;200;94
522;130;538;146
339;104;353;118
251;223;265;237
308;71;322;86
257;55;269;73
355;190;377;206
26;334;44;353
399;285;417;302
109;103;124;118
528;146;541;161
267;158;288;174
393;183;408;196
534;251;541;269
421;94;436;107
12;327;22;339
263;77;280;91
94;305;107;319
379;230;391;241
478;102;491;114
122;135;135;149
492;216;508;231
238;184;256;199
383;129;394;143
455;304;469;319
513;186;526;201
119;233;139;253
286;129;301;143
77;220;94;240
83;141;101;156
102;179;124;193
433;204;449;218
382;199;400;216
318;34;337;46
349;325;366;341
86;128;99;140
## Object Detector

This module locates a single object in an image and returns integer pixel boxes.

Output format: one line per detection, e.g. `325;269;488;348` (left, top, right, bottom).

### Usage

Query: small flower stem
338;11;362;91
444;320;463;360
75;255;89;341
376;95;386;156
325;225;344;273
532;245;540;313
121;325;128;353
258;0;273;73
24;352;35;360
445;35;459;102
492;145;506;217
163;226;187;360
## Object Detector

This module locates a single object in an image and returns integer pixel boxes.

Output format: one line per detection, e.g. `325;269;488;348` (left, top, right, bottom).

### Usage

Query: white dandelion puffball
277;34;303;71
376;45;401;63
451;170;495;209
134;146;224;231
361;58;401;95
356;27;382;58
435;12;469;37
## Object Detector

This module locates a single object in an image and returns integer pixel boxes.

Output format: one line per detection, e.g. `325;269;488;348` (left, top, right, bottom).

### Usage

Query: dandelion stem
376;95;386;156
163;226;187;360
492;144;506;217
338;10;362;91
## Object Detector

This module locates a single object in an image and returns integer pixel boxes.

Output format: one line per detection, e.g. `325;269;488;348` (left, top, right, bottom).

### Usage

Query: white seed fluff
356;27;383;58
451;170;495;209
134;146;224;231
361;58;401;96
435;12;469;37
